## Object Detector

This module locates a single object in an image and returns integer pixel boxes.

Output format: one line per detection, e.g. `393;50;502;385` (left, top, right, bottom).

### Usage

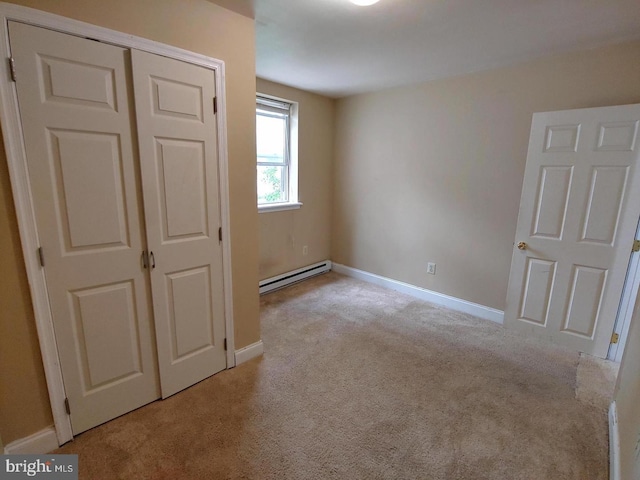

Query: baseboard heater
259;260;332;294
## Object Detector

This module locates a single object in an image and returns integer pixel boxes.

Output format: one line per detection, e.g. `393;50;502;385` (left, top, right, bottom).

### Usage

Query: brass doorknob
517;242;527;250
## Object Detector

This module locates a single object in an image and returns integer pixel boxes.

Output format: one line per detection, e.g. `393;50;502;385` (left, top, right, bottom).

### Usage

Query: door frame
608;218;640;362
0;3;236;446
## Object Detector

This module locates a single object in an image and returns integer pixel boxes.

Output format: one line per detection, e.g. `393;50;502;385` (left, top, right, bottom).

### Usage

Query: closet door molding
0;2;235;446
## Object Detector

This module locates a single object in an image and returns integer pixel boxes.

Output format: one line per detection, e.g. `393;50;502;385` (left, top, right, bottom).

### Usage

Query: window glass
256;95;293;206
256;113;286;164
257;165;287;204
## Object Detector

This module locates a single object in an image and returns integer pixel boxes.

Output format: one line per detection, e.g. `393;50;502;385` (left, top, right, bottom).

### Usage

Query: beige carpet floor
56;272;613;479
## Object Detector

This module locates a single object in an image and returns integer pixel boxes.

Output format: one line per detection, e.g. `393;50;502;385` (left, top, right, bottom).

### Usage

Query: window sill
258;202;303;213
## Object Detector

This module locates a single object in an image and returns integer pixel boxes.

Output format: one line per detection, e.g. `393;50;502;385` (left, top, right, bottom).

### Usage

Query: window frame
256;94;301;212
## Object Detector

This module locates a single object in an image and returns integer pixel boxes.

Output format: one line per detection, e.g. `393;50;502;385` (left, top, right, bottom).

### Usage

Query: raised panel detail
531;166;573;239
51;130;129;252
544;125;580;153
151;77;203;121
156;139;208;241
166;266;215;362
518;258;556;326
562;266;607;338
40;55;117;110
596;121;638;152
70;282;142;392
580;166;629;245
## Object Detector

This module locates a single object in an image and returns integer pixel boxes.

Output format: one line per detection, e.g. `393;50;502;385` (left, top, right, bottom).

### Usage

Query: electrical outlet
427;262;436;275
302;245;308;256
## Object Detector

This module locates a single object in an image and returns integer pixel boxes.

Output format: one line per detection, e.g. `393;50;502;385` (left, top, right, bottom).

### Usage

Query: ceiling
255;0;640;98
209;0;254;18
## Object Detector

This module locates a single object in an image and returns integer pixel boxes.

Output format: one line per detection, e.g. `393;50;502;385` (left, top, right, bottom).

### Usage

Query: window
256;94;300;211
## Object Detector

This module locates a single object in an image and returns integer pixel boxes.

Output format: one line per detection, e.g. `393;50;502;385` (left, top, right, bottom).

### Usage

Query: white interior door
131;50;227;397
9;22;160;434
505;104;640;357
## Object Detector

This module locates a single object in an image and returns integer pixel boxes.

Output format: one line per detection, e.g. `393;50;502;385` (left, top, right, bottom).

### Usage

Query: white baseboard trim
4;426;58;454
235;340;264;366
609;401;621;480
332;263;504;324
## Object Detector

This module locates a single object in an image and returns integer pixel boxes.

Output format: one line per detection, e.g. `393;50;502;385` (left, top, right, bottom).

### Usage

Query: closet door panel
131;49;226;398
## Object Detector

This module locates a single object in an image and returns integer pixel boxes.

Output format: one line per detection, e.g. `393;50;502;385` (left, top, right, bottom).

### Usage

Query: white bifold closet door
131;50;227;398
9;21;227;435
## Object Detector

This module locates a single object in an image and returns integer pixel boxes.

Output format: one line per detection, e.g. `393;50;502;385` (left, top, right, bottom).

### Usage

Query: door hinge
8;57;16;82
37;247;45;267
64;397;71;415
611;332;620;344
633;239;640;253
213;97;217;114
223;338;227;351
218;227;222;243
